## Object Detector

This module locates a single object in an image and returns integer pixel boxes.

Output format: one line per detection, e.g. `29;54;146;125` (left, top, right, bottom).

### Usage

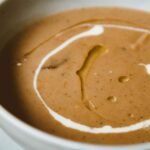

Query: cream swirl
33;23;150;134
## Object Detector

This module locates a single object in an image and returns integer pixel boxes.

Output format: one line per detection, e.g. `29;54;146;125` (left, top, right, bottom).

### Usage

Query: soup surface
1;7;150;144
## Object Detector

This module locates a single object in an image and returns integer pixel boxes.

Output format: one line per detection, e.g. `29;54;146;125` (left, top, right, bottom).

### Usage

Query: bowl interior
0;0;150;150
0;0;150;51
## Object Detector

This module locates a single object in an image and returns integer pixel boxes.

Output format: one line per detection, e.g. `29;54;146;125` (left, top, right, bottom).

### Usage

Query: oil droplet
93;72;98;76
23;58;27;62
128;113;134;118
63;81;67;88
74;105;80;109
86;100;96;110
16;62;22;66
77;45;107;106
118;76;129;83
108;70;113;74
107;96;117;102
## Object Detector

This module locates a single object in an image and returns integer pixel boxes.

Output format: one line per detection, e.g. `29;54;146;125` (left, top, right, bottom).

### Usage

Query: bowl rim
1;105;150;150
0;0;150;149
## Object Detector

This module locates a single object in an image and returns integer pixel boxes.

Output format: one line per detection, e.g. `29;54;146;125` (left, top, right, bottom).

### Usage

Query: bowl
0;0;150;150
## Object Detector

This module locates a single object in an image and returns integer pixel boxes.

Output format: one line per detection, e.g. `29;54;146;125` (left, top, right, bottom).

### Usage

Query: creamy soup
1;7;150;144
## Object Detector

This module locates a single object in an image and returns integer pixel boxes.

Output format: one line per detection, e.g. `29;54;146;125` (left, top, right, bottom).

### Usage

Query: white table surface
0;0;150;150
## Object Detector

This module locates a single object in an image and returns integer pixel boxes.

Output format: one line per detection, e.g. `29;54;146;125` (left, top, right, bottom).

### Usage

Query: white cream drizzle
33;23;150;134
139;63;150;75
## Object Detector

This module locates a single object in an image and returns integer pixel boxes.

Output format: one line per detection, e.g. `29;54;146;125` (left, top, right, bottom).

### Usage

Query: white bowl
0;0;150;150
